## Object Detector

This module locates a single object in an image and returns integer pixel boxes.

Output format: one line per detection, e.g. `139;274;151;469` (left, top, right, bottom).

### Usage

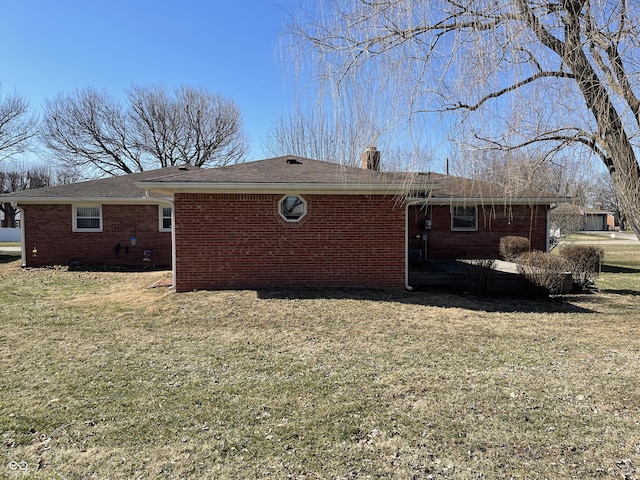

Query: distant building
581;208;616;231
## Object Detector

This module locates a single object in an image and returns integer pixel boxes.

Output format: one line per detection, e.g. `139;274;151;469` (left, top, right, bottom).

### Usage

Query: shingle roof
138;158;566;202
0;166;192;202
414;172;568;203
138;156;411;186
0;157;568;204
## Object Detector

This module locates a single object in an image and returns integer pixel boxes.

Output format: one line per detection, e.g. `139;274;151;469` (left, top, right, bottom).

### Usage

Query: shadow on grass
0;253;20;264
256;287;595;314
600;288;640;296
601;264;640;274
66;263;171;272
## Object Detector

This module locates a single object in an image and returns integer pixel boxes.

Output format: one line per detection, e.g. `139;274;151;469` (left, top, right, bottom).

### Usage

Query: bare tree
451;149;598;240
41;85;248;177
263;103;384;166
263;92;437;170
451;149;596;201
128;85;248;168
0;164;54;227
0;87;37;162
263;106;436;170
42;88;141;176
289;0;640;238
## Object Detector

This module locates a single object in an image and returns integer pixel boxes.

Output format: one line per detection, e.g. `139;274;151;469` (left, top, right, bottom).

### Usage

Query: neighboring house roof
582;208;615;215
553;204;615;215
0;167;191;203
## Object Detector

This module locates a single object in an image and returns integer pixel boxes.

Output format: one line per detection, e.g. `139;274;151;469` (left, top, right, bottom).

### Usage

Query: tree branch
473;128;612;170
446;71;575;111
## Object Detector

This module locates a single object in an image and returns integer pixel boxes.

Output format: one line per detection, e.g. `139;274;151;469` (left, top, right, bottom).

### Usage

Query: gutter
407;196;571;206
3;196;168;205
13;203;26;267
546;206;551;252
546;202;560;252
405;203;413;291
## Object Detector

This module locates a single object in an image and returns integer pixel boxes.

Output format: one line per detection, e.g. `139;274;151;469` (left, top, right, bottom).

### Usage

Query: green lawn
1;245;639;479
565;232;617;242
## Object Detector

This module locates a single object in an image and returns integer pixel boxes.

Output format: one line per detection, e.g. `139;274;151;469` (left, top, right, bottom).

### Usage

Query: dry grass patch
1;252;640;479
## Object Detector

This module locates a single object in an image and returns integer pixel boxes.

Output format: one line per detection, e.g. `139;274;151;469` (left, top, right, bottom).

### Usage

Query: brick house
406;172;554;261
2;167;183;269
2;151;566;292
137;152;565;292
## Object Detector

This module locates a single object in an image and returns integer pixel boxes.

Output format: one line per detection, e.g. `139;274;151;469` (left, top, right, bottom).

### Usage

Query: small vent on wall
286;158;302;165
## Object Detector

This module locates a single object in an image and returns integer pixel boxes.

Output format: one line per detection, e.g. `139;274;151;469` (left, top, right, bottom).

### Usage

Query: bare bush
516;251;569;296
499;236;530;262
559;245;604;290
462;259;496;296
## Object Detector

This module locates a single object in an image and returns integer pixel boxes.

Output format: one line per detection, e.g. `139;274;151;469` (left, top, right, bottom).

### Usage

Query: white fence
0;228;20;242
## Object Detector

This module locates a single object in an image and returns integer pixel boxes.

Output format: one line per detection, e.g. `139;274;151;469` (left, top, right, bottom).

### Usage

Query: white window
279;195;307;222
73;205;102;232
451;205;477;231
159;206;172;231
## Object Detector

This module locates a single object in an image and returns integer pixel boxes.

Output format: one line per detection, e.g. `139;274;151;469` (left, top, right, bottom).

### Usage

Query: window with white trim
279;195;307;222
159;206;172;231
73;205;102;232
451;205;477;231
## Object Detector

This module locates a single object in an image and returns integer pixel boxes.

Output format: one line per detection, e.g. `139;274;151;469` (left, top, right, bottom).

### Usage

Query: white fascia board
406;196;570;206
8;196;170;205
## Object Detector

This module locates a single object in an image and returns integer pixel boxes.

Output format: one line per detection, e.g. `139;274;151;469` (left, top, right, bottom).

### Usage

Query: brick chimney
362;146;381;171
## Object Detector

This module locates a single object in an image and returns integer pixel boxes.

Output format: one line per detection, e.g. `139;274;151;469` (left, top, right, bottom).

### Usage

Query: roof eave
7;196;170;205
407;196;571;206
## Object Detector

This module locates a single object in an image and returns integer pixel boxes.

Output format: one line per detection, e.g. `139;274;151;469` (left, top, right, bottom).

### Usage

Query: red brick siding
173;193;406;292
408;204;548;259
21;204;172;268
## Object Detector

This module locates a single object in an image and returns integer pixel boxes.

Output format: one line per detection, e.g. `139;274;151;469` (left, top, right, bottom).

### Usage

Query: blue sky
1;0;301;159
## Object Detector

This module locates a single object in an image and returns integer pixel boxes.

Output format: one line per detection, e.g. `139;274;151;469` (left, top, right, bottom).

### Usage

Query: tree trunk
1;202;17;228
560;10;640;238
571;62;640;237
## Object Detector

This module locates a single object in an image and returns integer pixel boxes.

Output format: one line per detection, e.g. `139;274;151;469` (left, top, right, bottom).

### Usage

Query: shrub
516;251;569;296
500;236;530;261
559;244;604;289
462;258;496;296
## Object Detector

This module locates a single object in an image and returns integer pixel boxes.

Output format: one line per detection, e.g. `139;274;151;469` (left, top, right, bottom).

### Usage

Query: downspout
405;203;413;291
13;203;26;267
546;203;558;252
170;198;176;290
145;190;176;290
